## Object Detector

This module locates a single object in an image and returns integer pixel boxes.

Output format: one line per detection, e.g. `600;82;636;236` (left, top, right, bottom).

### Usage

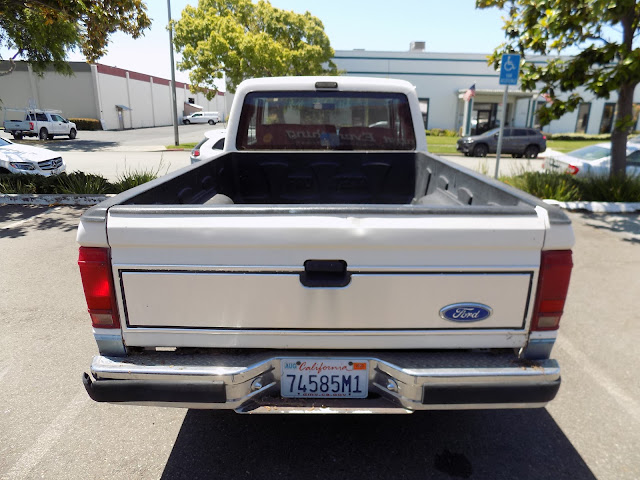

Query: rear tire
39;128;48;140
473;144;488;157
69;128;77;139
524;145;540;159
13;132;22;140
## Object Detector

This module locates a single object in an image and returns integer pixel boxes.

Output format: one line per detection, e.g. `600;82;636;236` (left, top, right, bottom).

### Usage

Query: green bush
112;169;158;193
502;171;581;202
68;118;102;131
55;172;115;194
0;174;59;194
577;173;640;202
503;170;640;202
543;132;611;141
426;128;458;137
0;169;158;194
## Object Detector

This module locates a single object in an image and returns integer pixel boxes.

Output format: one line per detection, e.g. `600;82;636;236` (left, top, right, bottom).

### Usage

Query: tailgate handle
300;260;351;288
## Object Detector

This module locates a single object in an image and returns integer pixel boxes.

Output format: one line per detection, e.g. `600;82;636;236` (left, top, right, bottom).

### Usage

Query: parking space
0;205;638;479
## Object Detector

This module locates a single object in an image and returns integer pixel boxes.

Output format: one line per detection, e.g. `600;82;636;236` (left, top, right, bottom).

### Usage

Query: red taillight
542;135;547;140
78;247;120;329
531;251;573;331
568;164;579;175
193;149;200;157
29;122;34;130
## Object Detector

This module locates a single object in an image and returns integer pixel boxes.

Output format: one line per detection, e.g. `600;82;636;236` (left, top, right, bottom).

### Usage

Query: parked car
456;127;547;158
544;142;640;177
0;137;66;176
3;108;77;140
190;129;226;164
183;111;220;125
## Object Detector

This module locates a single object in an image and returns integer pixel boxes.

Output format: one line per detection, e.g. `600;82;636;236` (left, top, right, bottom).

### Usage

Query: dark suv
456;128;547;158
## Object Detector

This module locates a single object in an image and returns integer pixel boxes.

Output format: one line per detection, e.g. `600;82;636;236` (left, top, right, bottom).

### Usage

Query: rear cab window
236;91;416;151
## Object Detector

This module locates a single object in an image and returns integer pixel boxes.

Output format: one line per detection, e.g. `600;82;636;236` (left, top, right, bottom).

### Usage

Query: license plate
281;359;369;398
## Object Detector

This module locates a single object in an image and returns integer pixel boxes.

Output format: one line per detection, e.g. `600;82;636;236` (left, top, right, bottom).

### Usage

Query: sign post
495;54;521;179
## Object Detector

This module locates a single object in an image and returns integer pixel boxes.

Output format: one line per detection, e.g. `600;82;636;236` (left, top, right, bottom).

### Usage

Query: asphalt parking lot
0;203;638;480
0;124;221;181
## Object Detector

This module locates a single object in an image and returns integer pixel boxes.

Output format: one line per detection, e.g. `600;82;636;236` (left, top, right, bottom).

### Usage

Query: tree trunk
611;82;636;177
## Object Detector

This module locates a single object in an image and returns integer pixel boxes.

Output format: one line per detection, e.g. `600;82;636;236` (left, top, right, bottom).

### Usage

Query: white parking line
1;207;60;230
4;391;89;480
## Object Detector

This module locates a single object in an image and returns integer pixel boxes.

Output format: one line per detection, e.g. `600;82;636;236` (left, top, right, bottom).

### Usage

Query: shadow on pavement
12;138;120;152
161;409;595;480
0;205;85;239
577;212;640;244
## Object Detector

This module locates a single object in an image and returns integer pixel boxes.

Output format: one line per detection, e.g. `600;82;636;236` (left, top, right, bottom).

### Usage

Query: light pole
167;0;179;146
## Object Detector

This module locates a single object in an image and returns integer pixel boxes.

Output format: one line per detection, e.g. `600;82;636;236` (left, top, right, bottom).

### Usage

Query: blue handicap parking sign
499;54;521;85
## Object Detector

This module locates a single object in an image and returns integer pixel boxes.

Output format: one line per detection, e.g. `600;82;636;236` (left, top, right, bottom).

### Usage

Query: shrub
502;171;581;202
0;174;59;194
55;172;115;194
68;118;102;131
503;170;640;202
425;128;458;137
544;132;611;141
112;169;158;193
577;173;640;202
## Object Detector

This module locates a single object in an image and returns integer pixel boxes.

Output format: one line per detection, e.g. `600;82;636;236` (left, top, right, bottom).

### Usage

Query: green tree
477;0;640;176
0;1;151;77
173;0;338;96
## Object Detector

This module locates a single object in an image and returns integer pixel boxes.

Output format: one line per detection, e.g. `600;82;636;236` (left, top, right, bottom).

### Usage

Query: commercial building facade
0;61;232;131
333;49;640;135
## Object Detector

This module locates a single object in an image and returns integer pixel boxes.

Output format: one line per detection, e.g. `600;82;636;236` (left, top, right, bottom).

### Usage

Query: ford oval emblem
440;303;493;322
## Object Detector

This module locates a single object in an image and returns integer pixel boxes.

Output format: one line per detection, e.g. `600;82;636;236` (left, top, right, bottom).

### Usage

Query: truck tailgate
107;208;546;349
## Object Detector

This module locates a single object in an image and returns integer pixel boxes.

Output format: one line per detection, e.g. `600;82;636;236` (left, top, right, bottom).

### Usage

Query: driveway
0;123;223;151
0;206;638;480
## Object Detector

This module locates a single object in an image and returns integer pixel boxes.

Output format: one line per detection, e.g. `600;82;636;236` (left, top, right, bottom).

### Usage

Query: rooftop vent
410;41;426;52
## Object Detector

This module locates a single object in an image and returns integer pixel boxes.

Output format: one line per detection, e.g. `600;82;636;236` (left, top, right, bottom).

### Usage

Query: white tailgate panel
121;271;531;330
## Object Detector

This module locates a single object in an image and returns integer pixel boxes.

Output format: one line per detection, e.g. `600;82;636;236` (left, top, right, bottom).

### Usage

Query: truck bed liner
115;152;556;214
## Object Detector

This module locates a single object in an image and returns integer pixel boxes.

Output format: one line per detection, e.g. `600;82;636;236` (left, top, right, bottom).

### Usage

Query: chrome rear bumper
83;349;560;413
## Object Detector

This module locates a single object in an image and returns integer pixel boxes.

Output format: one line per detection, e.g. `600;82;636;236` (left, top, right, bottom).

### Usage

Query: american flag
463;83;476;102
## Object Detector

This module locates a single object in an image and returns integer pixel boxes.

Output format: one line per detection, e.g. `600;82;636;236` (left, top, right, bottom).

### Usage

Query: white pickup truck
3;109;77;140
78;77;574;413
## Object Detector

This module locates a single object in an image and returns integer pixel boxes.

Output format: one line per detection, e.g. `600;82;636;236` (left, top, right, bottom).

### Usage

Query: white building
333;46;640;136
0;61;233;131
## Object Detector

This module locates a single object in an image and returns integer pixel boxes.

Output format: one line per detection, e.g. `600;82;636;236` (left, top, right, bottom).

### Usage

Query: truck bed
93;152;563;219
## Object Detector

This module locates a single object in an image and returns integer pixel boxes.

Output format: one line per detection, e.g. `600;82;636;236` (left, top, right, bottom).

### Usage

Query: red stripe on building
96;63;225;96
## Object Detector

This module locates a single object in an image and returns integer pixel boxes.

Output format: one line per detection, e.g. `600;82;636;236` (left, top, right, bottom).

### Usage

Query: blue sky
5;1;508;87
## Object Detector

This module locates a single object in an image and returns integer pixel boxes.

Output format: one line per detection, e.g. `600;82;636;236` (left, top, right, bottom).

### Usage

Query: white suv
182;111;219;125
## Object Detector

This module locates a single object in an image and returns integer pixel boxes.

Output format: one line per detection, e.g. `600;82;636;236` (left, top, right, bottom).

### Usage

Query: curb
543;199;640;213
0;194;113;206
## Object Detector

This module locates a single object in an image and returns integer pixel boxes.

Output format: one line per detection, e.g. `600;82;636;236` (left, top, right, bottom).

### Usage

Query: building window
472;103;498;135
600;103;616;134
533;101;546;129
575;103;591;134
419;98;429;129
188;97;195;104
